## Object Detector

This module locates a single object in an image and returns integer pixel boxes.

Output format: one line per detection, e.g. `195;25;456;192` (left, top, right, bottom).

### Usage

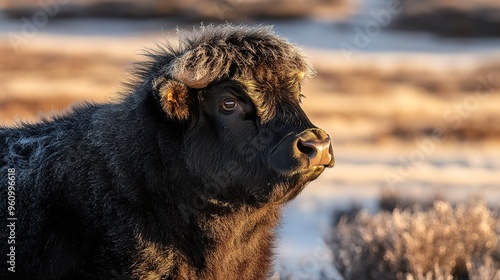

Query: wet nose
297;129;335;168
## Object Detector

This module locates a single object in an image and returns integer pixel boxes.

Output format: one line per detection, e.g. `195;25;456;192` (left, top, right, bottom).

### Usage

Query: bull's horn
172;70;213;89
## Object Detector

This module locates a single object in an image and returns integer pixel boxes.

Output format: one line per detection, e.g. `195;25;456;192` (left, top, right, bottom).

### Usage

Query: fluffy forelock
171;24;315;86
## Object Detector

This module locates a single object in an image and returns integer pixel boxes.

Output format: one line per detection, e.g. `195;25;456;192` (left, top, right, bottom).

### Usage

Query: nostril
297;139;317;159
296;135;334;168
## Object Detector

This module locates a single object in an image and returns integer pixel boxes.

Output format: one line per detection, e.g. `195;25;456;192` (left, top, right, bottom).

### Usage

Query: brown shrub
328;198;500;280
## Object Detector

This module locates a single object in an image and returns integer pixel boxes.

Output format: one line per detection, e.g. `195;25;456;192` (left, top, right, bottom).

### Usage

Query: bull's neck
133;194;283;279
200;203;282;279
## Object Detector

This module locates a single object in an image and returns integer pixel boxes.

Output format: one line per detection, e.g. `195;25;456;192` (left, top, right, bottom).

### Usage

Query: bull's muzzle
296;128;334;169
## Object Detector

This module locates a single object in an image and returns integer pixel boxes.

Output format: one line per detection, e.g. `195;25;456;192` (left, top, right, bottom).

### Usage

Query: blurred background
1;0;499;279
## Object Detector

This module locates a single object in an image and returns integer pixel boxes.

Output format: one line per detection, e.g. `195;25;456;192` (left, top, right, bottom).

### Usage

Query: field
1;0;500;278
3;38;500;143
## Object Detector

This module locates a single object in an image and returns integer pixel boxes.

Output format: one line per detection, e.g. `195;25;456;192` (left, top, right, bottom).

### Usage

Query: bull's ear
157;80;190;120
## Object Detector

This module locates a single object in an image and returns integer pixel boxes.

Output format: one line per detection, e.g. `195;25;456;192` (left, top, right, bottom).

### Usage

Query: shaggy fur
0;24;333;279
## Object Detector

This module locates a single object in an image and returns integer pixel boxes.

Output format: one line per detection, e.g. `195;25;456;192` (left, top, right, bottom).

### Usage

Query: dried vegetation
328;193;500;280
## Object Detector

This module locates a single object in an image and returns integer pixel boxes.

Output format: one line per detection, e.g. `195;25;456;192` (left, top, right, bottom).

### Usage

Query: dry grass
392;0;500;37
2;41;500;145
328;194;500;280
313;62;500;97
0;45;127;126
0;0;354;21
306;61;500;144
399;0;500;15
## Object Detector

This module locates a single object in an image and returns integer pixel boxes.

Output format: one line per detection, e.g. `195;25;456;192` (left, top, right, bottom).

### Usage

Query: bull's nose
296;129;335;168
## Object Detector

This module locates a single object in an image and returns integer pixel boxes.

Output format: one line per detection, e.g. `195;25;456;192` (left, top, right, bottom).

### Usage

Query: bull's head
152;25;334;206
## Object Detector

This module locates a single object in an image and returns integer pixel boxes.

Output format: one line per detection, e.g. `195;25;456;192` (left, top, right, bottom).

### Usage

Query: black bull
0;25;334;279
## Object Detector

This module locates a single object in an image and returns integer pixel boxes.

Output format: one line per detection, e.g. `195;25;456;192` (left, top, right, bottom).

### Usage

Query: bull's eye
221;99;238;112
